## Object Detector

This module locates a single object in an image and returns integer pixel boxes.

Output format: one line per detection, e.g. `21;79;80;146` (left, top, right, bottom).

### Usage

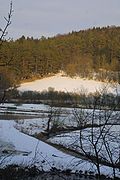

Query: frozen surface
0;103;50;117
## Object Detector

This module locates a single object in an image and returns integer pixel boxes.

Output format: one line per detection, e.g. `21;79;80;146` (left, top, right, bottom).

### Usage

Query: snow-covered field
0;120;81;171
0;102;120;178
18;73;120;94
0;103;49;114
0;119;120;178
48;126;120;163
1;103;119;134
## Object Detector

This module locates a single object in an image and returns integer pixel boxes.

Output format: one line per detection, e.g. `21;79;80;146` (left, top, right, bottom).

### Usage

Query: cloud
1;0;120;39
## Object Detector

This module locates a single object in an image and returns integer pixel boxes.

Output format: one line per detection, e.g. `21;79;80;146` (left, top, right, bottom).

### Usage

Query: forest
0;26;120;86
1;2;120;180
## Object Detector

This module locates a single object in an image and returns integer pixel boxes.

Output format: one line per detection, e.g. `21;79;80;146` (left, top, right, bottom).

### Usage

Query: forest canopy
0;26;120;83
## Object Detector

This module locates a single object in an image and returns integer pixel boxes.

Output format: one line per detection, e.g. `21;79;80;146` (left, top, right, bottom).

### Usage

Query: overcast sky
0;0;120;39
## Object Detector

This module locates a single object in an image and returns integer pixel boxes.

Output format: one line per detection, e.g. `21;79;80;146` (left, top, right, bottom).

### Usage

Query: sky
0;0;120;39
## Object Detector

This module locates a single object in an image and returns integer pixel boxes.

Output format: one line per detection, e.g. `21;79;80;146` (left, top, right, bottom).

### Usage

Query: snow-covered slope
18;73;120;94
0;120;119;177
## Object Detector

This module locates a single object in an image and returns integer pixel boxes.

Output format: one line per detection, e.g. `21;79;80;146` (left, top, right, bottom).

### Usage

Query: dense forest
0;26;120;85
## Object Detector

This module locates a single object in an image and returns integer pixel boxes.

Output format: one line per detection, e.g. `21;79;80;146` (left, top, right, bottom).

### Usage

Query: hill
0;26;120;84
18;72;120;95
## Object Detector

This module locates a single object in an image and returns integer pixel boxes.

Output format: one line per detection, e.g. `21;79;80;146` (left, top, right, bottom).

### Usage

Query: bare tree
73;89;120;179
0;1;13;104
0;1;13;46
46;104;62;136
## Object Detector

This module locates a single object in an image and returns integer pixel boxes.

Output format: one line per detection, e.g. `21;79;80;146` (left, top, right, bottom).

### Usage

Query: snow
18;73;120;94
0;101;120;178
48;125;120;178
48;125;120;162
0;102;120;178
0;103;49;112
1;103;119;136
14;118;48;135
0;119;119;177
0;103;49;116
0;120;78;170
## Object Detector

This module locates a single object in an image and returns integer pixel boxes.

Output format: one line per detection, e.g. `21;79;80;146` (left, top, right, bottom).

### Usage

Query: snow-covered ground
48;126;120;163
18;73;120;94
0;120;80;171
0;103;120;178
0;120;120;178
0;103;49;110
0;103;49;114
1;103;119;135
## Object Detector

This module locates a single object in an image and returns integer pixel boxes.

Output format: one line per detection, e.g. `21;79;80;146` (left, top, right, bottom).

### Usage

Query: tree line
0;26;120;85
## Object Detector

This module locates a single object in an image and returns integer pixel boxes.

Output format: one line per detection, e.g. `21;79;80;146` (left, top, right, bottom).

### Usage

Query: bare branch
0;1;13;46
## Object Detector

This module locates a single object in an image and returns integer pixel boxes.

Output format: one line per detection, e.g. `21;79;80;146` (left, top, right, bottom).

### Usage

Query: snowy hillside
18;73;120;94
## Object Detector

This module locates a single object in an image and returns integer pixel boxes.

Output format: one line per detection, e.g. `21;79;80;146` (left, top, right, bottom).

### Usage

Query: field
0;102;120;179
18;72;120;95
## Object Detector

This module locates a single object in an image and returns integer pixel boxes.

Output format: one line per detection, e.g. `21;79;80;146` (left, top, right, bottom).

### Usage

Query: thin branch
0;1;13;46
